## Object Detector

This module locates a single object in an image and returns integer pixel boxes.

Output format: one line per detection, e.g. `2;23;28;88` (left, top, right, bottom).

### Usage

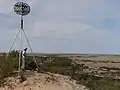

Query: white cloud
26;21;112;46
26;21;92;38
0;0;120;53
32;0;120;23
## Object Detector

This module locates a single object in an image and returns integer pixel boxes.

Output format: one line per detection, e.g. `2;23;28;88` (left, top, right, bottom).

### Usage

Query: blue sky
0;0;120;53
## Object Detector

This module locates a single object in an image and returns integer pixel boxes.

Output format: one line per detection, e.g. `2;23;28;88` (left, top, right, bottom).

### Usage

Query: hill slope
0;71;88;90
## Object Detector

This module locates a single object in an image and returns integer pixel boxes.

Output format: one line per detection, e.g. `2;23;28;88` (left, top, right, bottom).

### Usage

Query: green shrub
0;50;19;78
0;56;13;78
7;50;19;70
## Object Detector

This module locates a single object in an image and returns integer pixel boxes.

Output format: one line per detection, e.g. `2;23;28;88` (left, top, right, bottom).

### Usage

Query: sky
0;0;120;53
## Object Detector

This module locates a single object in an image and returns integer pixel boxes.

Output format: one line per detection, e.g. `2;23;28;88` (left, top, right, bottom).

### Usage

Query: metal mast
14;2;30;72
5;2;39;74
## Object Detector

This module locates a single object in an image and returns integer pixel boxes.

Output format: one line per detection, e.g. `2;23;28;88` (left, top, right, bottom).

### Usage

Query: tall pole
18;15;24;72
21;15;24;30
13;2;30;72
8;2;40;73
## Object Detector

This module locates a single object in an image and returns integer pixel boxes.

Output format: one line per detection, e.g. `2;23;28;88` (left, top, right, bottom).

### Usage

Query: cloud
26;21;92;38
24;20;115;53
0;0;120;53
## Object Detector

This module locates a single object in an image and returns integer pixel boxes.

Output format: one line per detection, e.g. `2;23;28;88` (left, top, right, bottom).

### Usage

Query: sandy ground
73;55;120;69
0;71;88;90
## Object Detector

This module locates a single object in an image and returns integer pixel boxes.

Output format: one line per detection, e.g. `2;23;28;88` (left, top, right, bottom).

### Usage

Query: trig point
6;2;39;76
14;2;31;72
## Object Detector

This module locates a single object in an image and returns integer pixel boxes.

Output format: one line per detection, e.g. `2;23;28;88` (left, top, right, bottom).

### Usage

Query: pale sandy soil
73;55;120;69
0;71;88;90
